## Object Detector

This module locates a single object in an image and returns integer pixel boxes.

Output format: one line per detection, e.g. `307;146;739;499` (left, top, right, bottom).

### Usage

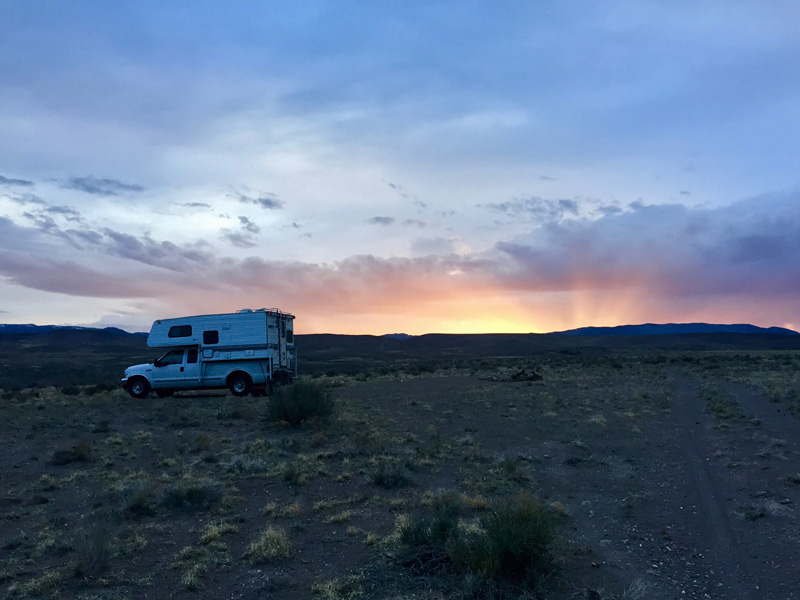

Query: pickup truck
122;346;286;398
121;308;296;398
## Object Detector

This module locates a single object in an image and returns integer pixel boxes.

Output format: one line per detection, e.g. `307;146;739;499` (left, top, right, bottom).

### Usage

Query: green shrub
73;518;113;579
399;492;561;591
160;476;221;511
373;459;413;489
120;480;156;516
267;381;334;426
61;385;81;396
470;493;559;584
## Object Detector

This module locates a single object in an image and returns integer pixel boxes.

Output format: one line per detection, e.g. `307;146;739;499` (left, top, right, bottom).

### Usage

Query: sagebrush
267;380;334;426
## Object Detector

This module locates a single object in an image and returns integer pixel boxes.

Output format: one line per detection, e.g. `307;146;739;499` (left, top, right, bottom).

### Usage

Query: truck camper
122;309;296;398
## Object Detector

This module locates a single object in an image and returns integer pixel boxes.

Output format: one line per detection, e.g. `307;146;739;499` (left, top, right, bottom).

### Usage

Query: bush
73;518;113;579
400;492;561;591
373;459;413;489
120;480;156;516
245;527;291;563
160;476;221;511
468;493;559;584
267;381;334;426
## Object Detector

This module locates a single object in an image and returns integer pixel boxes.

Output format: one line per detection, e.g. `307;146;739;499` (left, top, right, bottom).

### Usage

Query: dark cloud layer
493;196;800;298
0;174;34;187
1;194;799;328
62;175;145;196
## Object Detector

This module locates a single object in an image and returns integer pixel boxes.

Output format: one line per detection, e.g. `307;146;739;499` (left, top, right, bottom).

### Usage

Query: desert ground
2;334;800;599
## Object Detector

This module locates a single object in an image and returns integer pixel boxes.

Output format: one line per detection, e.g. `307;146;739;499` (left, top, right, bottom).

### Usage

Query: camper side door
279;318;287;367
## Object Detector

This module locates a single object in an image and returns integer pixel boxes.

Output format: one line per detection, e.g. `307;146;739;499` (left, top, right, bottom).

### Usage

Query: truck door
153;349;187;389
183;348;201;386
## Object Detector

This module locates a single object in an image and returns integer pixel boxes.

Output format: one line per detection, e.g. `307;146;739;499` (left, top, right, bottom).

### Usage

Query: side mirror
154;359;163;367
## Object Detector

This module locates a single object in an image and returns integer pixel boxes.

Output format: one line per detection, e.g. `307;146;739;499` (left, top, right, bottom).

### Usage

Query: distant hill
0;323;145;336
382;333;414;340
3;322;800;388
554;323;799;336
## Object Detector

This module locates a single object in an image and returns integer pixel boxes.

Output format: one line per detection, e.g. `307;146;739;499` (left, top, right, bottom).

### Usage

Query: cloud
3;190;799;333
44;205;83;222
10;193;46;206
222;230;258;248
403;219;427;228
100;229;214;271
0;251;153;298
0;174;34;187
491;194;800;298
61;175;145;196
410;236;468;256
238;216;260;234
484;197;580;222
366;216;395;226
237;193;284;210
0;217;155;298
180;202;211;208
23;212;61;234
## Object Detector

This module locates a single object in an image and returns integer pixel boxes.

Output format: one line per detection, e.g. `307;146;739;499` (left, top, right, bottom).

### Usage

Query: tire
228;373;252;397
155;390;174;398
128;377;151;399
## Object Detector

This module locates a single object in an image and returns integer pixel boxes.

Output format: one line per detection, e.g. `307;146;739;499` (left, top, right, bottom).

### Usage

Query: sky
1;1;800;335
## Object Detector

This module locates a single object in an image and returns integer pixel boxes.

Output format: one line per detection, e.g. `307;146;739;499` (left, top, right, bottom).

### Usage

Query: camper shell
122;308;296;398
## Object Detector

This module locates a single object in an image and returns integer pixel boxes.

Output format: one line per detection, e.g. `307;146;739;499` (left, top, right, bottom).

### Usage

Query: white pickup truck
122;309;296;398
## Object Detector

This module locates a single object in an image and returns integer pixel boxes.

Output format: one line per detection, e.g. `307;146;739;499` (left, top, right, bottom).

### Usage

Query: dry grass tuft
245;527;291;563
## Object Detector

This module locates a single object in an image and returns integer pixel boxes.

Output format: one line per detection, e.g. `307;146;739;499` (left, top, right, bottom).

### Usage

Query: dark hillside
3;328;800;389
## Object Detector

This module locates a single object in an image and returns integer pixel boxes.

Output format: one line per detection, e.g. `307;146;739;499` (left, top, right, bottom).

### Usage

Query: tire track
668;375;755;600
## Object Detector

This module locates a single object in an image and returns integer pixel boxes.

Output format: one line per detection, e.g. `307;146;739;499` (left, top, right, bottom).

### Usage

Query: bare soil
2;352;800;599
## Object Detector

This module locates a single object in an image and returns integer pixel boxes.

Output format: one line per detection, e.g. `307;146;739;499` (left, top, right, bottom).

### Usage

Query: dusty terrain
2;349;800;599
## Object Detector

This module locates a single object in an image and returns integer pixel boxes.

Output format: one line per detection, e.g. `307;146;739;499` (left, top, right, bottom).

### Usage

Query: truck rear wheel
128;377;151;399
228;373;252;397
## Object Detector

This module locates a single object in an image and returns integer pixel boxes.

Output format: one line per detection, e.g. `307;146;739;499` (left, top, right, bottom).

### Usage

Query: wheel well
129;375;150;386
226;371;252;384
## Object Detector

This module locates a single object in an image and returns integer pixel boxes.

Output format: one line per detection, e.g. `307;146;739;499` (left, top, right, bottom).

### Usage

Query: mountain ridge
553;322;799;336
1;322;797;337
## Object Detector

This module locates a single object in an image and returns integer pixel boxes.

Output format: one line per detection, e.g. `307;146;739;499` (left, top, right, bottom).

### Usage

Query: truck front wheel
128;377;151;399
228;373;252;397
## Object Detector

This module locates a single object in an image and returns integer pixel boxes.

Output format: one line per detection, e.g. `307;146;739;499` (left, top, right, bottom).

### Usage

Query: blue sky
1;1;799;333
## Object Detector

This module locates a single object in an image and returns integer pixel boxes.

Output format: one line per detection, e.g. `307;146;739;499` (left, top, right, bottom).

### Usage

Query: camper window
286;330;294;344
168;325;192;338
203;330;219;344
187;349;198;363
